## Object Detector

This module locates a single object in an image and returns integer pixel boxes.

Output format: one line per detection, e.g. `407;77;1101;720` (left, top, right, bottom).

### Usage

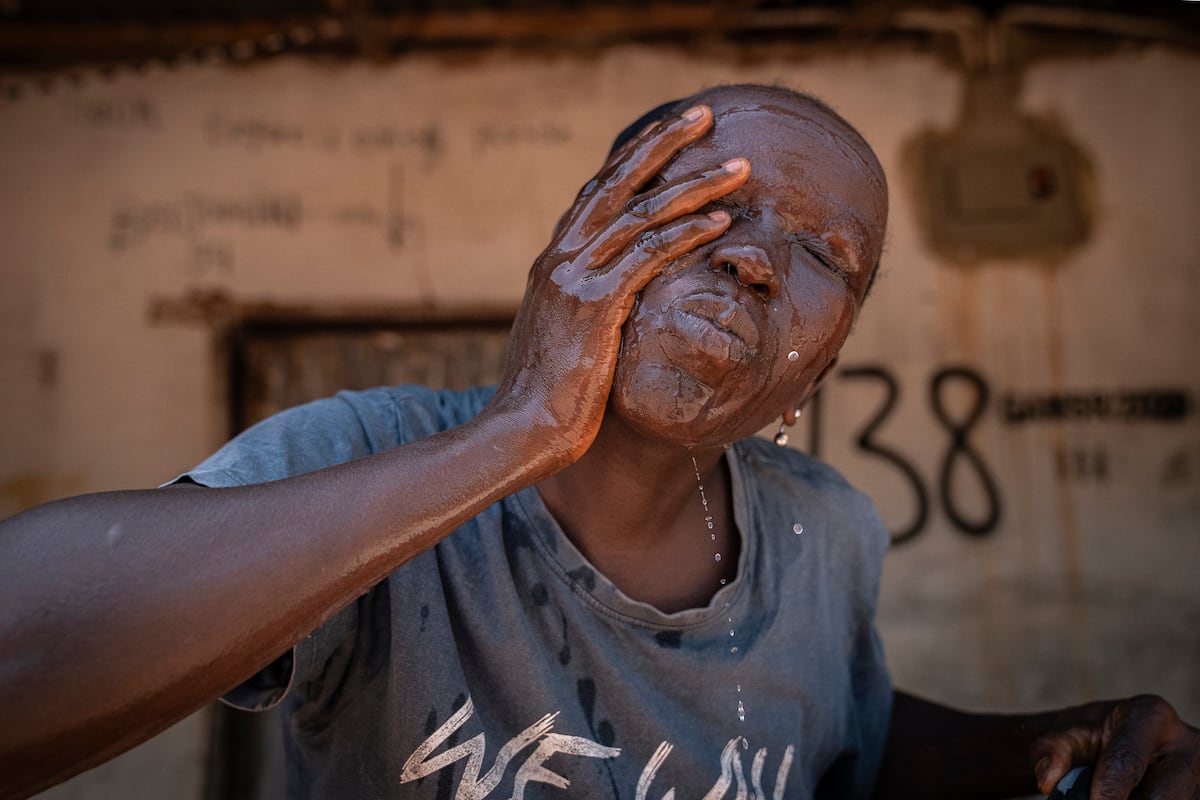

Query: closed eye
788;232;852;282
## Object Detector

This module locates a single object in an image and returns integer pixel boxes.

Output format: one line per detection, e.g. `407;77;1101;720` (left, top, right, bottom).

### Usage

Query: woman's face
609;90;888;447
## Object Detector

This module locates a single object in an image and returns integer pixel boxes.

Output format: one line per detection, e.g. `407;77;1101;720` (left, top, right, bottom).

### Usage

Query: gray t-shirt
180;385;892;800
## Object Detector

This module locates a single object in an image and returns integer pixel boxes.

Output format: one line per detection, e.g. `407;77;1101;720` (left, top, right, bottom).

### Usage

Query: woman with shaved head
1;84;1196;799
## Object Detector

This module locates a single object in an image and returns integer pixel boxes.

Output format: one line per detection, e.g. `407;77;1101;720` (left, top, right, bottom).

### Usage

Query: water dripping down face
608;88;887;449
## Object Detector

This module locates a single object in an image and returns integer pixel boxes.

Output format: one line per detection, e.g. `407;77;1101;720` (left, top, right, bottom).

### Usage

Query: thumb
1034;750;1073;795
1031;727;1101;795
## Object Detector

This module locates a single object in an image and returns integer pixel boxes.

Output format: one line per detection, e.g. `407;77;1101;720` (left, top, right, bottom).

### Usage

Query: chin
608;362;766;449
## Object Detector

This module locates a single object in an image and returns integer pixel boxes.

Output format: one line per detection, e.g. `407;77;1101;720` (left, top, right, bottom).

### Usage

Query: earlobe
811;355;839;392
792;356;838;417
777;357;835;444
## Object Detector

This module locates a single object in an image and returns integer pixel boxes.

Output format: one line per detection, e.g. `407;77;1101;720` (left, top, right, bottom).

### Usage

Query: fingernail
723;157;748;173
683;105;706;122
707;210;730;223
1034;757;1051;788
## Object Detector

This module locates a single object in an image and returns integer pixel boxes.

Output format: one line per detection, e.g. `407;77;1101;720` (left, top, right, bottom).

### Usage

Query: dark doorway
208;317;512;800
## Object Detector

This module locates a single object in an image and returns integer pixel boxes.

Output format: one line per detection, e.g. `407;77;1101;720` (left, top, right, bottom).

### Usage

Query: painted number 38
804;364;1002;546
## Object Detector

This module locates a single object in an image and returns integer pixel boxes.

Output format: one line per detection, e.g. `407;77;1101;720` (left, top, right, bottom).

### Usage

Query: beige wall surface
2;43;1197;797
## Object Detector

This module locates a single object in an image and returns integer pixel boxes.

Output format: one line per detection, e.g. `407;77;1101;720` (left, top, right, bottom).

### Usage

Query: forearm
0;406;556;797
874;690;1060;800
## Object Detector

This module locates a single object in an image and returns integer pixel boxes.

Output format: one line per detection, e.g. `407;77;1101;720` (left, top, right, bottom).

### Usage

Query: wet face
609;89;888;447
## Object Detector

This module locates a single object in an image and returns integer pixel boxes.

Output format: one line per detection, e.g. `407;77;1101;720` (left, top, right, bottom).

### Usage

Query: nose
709;243;778;298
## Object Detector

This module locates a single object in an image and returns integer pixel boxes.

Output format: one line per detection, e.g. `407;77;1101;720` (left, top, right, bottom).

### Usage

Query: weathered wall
2;42;1196;797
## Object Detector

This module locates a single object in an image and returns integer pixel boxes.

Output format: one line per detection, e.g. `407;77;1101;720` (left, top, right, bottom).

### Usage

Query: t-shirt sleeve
171;392;382;489
165;390;403;711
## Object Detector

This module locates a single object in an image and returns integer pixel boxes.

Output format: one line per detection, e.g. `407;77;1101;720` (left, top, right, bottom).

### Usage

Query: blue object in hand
1048;766;1092;800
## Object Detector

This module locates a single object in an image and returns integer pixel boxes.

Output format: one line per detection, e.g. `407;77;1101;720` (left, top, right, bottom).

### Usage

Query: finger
559;105;713;241
584;157;749;268
1125;752;1200;800
558;106;707;236
599;105;713;210
590;210;731;304
1091;704;1173;800
606;119;664;164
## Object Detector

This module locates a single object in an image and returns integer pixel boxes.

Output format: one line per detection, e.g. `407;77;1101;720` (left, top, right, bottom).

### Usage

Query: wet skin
0;87;1195;800
492;87;889;475
530;88;888;615
488;102;751;467
610;92;888;447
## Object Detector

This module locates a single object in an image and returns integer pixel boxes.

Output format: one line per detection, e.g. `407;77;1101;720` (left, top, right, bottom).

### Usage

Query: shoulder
734;436;890;566
335;384;497;444
735;436;876;516
178;384;497;487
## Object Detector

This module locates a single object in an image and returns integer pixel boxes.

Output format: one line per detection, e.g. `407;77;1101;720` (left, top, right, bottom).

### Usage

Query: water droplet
707;521;714;530
730;645;738;653
737;701;746;722
787;350;800;362
736;684;742;692
793;523;804;535
719;578;727;585
714;553;721;562
729;629;735;637
741;737;749;749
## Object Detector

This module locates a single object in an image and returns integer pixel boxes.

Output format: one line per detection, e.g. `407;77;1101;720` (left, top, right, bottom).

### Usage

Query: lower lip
658;308;750;366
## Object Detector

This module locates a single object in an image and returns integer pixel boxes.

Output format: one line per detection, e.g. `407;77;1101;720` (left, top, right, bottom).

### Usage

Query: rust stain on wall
1041;266;1097;698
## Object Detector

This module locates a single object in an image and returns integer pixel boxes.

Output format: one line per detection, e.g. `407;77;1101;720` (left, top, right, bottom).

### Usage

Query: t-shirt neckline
512;442;757;629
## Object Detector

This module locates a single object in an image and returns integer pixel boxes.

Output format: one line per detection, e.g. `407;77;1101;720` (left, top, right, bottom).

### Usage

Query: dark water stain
558;610;571;665
655;630;683;649
504;513;535;551
419;604;430;632
567;565;597;592
433;693;469;800
575;679;616;746
531;583;549;606
355;582;392;686
423;707;439;737
418;704;462;798
576;678;620;791
578;678;597;722
597;720;615;748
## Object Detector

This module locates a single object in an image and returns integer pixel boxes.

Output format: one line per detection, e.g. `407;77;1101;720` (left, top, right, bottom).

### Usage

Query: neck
536;412;737;611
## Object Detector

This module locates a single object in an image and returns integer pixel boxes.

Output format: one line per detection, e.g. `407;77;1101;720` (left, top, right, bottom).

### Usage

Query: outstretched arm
875;690;1199;800
0;103;750;798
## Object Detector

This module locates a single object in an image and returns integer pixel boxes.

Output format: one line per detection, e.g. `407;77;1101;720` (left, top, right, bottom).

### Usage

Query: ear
785;356;838;424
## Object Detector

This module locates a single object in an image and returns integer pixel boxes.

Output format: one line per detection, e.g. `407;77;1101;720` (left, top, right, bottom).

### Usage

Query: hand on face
608;92;887;448
486;104;750;466
1032;694;1200;799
